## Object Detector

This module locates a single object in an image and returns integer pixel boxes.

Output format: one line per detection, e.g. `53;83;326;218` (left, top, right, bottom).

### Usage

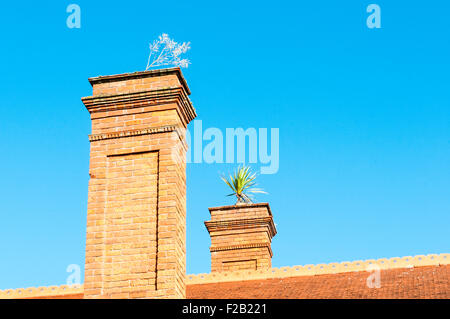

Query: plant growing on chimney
146;33;191;70
221;166;267;204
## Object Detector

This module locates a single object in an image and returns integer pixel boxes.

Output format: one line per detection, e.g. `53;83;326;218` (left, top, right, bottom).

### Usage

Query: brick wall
82;68;196;298
205;203;277;272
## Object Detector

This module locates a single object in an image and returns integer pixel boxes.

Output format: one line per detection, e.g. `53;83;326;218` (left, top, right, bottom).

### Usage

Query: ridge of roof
0;284;83;299
187;253;450;285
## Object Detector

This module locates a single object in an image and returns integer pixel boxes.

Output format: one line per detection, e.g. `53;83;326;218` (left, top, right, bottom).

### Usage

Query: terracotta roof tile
186;265;450;299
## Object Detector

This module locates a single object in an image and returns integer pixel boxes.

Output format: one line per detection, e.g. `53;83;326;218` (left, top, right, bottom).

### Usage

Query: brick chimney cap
208;202;272;216
87;67;191;95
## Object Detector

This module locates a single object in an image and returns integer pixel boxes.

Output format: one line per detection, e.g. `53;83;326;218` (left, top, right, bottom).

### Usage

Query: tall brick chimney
205;203;277;272
82;68;196;299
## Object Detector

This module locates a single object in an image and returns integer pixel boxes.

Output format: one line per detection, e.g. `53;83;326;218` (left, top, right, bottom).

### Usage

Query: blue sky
0;1;449;289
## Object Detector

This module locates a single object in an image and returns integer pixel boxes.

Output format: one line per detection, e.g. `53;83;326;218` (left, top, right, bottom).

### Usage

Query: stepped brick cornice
82;87;195;127
205;216;277;239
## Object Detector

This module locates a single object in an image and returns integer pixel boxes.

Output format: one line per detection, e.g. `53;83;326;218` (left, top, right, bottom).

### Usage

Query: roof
1;253;448;299
187;265;450;299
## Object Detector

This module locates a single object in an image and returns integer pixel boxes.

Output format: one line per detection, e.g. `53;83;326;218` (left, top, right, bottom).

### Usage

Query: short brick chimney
82;68;196;299
205;203;277;272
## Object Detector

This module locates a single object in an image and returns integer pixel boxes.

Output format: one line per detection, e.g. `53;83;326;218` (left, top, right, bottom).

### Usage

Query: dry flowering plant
146;33;191;70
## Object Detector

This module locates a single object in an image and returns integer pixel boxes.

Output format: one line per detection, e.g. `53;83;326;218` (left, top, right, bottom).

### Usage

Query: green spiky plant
221;166;267;204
